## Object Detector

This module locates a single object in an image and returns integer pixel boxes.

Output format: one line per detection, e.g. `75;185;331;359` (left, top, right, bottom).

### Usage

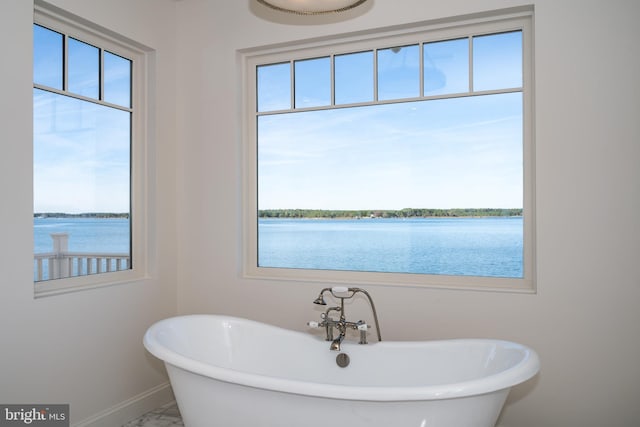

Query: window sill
34;269;149;298
244;265;536;294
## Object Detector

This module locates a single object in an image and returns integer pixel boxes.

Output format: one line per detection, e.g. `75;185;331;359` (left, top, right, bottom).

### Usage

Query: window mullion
468;36;474;93
290;60;295;109
99;48;104;101
419;42;424;97
373;48;379;102
63;34;68;91
33;84;133;113
330;54;335;106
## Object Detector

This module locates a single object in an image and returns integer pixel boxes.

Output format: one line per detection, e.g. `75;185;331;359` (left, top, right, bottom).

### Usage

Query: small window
243;9;535;292
33;4;149;296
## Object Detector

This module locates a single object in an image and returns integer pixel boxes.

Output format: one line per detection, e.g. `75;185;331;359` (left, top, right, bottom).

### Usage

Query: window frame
241;7;535;293
33;2;151;297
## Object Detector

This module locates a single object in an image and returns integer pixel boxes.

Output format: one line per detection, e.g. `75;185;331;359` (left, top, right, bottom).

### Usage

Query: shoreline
34;213;129;219
258;208;522;220
259;215;522;220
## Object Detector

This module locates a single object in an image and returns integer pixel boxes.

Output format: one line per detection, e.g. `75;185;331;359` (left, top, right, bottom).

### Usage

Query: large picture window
33;3;149;296
243;9;535;291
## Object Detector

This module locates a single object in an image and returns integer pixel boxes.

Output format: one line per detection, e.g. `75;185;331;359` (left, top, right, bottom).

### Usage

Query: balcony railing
34;232;130;282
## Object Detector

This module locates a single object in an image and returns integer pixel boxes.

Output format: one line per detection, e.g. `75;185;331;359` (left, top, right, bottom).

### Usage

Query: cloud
33;90;130;213
258;93;523;210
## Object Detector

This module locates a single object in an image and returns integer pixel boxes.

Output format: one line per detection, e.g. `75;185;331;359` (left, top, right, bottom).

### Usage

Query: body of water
34;217;130;254
34;216;523;280
259;217;523;278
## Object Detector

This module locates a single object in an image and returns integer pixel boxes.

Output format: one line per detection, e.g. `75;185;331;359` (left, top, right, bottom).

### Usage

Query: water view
34;216;523;280
34;216;130;281
34;217;130;253
259;217;523;278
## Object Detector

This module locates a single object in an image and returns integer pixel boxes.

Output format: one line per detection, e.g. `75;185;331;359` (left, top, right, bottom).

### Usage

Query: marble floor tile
122;402;184;427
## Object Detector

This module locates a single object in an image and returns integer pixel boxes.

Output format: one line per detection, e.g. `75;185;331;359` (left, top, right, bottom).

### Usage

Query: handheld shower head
313;294;327;305
313;288;332;305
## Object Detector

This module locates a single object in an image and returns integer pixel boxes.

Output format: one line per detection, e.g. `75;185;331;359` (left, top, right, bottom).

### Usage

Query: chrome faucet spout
330;333;344;351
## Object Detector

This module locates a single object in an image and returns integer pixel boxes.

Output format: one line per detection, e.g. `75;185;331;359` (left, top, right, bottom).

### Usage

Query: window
33;3;149;296
242;8;535;292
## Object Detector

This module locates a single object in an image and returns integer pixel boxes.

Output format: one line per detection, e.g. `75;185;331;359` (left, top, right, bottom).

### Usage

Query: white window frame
34;1;151;297
241;7;535;293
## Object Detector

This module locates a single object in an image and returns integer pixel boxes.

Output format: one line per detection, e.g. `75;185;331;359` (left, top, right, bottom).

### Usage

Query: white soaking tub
144;314;539;427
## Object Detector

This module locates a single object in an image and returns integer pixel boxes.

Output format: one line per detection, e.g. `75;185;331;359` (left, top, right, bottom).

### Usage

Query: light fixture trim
256;0;368;15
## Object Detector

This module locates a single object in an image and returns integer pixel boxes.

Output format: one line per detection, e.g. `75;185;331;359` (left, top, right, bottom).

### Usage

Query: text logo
1;405;68;427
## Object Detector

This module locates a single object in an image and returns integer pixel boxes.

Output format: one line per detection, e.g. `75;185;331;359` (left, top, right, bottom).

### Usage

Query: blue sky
258;93;523;210
33;89;130;213
258;31;523;211
33;24;522;214
33;24;131;214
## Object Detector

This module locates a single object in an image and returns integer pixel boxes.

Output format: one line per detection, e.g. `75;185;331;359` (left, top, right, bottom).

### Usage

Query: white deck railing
34;233;130;282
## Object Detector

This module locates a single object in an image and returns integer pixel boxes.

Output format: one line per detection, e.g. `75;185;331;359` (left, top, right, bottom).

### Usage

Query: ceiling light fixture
256;0;368;15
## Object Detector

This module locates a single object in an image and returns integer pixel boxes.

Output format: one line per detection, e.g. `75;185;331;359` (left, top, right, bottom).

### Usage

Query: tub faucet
308;287;382;351
330;333;345;351
322;306;341;341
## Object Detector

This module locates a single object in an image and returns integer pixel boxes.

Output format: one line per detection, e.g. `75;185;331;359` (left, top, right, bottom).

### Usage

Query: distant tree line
258;208;522;219
35;212;130;219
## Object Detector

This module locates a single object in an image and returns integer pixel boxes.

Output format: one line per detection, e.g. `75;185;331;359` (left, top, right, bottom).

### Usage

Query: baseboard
72;382;175;427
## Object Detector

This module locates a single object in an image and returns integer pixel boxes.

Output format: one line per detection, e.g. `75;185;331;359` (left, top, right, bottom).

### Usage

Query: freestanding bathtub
143;315;539;427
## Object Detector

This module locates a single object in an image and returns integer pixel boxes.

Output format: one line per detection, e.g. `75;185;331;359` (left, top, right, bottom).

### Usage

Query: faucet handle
307;321;321;328
331;286;350;297
357;321;369;345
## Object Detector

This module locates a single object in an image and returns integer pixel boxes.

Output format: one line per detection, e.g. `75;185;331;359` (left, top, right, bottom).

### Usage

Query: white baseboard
72;382;175;427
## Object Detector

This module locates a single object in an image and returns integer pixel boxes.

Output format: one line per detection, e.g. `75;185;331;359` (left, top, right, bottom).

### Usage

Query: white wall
0;0;179;425
174;1;640;427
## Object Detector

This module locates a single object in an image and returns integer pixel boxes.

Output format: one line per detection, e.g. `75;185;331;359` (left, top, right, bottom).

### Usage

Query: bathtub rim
143;314;540;402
